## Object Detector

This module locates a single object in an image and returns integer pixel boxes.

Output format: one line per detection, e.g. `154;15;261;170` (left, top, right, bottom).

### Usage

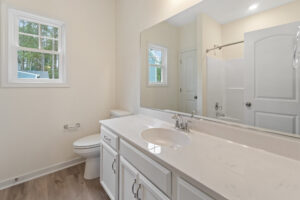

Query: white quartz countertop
100;114;300;200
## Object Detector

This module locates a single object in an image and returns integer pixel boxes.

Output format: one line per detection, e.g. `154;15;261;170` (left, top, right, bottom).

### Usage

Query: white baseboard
0;157;85;190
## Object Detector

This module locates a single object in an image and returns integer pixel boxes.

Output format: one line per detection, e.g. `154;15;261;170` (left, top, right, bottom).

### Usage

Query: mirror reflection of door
244;22;300;134
179;50;197;114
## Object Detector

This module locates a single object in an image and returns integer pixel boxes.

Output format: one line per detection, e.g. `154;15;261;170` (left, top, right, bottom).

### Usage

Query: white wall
116;0;203;113
0;0;116;181
140;22;179;110
179;20;196;52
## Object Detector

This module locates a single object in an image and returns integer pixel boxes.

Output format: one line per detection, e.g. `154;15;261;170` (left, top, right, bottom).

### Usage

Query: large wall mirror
140;0;300;137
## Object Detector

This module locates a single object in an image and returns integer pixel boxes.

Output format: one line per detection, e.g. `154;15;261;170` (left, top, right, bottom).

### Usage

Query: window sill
1;82;70;88
147;83;168;88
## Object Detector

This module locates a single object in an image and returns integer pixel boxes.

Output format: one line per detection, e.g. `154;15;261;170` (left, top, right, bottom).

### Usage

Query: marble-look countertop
100;114;300;200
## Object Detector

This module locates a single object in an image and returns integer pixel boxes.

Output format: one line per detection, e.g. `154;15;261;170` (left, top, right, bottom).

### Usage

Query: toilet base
84;157;100;180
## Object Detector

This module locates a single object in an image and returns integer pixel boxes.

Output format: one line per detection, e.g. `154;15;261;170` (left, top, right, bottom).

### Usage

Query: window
148;44;167;86
3;8;66;87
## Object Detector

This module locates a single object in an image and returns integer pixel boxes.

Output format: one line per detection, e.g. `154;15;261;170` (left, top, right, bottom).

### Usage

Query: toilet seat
73;145;100;157
73;134;100;149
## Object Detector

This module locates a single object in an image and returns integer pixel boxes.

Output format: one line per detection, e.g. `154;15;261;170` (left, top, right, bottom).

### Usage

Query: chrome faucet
172;114;191;132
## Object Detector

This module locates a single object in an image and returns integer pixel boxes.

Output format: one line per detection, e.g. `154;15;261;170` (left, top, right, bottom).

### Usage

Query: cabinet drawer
177;177;215;200
120;139;172;197
101;126;118;150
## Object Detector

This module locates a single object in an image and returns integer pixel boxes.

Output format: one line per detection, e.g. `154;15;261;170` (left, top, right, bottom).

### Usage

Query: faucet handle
183;119;192;132
172;114;179;120
191;110;196;118
172;114;181;129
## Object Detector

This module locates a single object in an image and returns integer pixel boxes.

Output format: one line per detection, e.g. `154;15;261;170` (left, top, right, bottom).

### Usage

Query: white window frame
1;7;67;87
147;44;168;86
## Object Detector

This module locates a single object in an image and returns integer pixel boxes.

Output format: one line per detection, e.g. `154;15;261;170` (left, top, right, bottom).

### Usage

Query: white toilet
73;109;131;180
73;134;101;179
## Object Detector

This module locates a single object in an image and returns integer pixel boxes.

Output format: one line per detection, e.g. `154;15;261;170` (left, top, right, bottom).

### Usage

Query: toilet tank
110;109;131;118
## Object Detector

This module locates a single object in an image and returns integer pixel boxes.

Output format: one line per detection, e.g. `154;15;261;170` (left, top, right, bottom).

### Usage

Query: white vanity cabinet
119;157;139;200
177;178;215;200
119;156;169;200
119;139;172;197
100;141;118;200
137;173;169;200
100;125;216;200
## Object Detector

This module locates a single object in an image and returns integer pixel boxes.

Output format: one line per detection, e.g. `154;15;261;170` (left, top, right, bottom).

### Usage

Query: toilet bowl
73;109;131;180
73;134;101;180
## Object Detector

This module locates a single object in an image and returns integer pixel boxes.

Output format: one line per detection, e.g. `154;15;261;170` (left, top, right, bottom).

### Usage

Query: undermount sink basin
141;128;190;148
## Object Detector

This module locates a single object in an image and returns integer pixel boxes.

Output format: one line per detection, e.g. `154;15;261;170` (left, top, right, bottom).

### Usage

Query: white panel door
119;157;139;200
177;177;215;200
244;21;300;135
137;173;169;200
100;142;118;200
179;50;198;114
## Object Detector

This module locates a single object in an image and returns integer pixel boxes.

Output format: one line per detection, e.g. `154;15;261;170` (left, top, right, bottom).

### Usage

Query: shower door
244;22;300;134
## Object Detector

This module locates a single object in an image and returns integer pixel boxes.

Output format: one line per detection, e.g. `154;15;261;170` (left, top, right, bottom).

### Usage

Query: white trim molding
0;157;84;190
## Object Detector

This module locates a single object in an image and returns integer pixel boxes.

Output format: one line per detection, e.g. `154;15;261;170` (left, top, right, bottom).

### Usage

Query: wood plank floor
0;163;110;200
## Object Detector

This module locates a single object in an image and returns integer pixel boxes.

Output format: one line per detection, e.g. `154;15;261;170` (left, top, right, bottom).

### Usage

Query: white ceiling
167;0;295;26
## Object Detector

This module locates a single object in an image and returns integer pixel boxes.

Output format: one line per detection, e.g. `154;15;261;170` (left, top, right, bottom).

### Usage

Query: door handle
245;102;252;108
194;96;198;100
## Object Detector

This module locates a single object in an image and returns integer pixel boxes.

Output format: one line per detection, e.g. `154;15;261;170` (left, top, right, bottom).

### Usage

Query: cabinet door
177;177;215;200
119;156;139;200
100;142;118;200
137;173;169;200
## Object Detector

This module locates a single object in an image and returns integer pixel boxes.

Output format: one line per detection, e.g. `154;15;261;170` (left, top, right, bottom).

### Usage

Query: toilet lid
110;109;131;117
73;134;101;149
